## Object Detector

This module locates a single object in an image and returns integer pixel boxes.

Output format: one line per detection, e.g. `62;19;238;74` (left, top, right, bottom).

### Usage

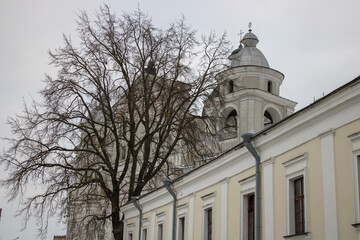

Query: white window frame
156;212;165;240
349;132;360;224
178;216;185;240
239;175;256;240
282;153;308;237
142;218;149;240
127;223;135;240
142;228;147;240
201;193;215;240
177;204;188;240
203;207;213;240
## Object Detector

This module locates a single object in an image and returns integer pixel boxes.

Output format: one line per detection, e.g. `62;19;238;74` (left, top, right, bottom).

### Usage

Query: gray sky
0;0;359;239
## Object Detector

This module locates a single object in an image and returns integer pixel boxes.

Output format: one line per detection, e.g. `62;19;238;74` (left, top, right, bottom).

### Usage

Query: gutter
241;133;261;240
131;196;142;240
164;179;177;240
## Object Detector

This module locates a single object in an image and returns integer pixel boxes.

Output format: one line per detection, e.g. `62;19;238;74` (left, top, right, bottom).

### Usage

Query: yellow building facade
121;29;360;240
122;77;360;240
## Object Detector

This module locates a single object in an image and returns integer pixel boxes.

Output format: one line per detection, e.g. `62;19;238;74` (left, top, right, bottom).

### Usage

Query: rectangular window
267;80;273;93
294;177;305;234
157;224;163;240
283;153;308;236
247;194;255;240
178;217;185;240
142;228;147;240
128;233;133;240
287;174;306;235
349;133;360;224
204;208;212;240
239;175;256;240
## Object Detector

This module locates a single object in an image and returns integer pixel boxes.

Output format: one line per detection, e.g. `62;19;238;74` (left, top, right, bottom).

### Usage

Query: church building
120;28;360;240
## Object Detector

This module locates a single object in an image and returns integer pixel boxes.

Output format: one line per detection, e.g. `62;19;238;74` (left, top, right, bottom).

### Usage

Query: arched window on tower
229;80;234;93
264;110;273;126
267;81;273;93
263;107;281;129
224;109;237;139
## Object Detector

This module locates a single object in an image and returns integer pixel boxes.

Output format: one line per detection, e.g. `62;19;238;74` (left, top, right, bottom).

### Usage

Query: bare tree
0;5;230;240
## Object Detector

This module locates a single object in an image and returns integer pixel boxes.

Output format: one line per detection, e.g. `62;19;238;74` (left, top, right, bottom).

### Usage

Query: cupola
228;27;269;68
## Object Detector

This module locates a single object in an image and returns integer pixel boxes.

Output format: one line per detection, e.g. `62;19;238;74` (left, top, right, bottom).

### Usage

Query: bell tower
205;25;297;151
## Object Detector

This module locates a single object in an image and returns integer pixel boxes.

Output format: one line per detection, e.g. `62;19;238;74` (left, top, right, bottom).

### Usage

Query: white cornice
122;79;360;218
254;82;360;160
223;88;297;109
122;146;253;217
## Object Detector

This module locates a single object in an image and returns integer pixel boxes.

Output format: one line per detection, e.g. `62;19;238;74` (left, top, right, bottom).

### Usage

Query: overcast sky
0;0;359;239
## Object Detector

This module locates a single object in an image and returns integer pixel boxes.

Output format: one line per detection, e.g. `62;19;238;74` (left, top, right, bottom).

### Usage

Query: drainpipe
241;133;261;240
131;196;142;240
164;179;177;240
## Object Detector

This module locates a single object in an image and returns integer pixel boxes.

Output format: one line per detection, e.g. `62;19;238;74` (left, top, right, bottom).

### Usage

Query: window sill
283;232;309;239
352;223;360;228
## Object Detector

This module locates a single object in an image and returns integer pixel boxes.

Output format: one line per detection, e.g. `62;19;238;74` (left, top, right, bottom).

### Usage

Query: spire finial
248;22;252;32
238;29;244;43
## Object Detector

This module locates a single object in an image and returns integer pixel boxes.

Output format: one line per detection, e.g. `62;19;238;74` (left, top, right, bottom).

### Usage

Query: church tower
206;26;297;151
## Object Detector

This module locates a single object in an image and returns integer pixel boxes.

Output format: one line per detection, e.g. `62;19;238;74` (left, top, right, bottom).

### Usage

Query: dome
241;32;259;47
229;30;269;68
230;47;269;67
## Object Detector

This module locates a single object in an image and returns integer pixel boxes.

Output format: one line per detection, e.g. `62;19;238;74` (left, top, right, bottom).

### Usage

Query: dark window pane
248;194;255;240
207;208;212;240
294;177;304;234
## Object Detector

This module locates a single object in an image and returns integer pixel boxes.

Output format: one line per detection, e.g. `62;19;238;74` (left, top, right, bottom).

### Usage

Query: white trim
221;178;229;240
349;132;360;151
263;158;275;240
202;207;213;240
188;193;195;240
283;153;308;235
349;132;360;224
151;211;156;240
127;223;135;240
239;176;256;240
220;103;239;116
202;193;215;240
142;218;149;240
156;212;165;223
156;223;164;240
142;218;150;228
353;151;360;223
256;86;360;162
201;192;216;209
239;175;256;192
177;203;188;217
282;153;308;175
177;215;186;240
263;104;282;123
142;228;148;240
176;204;188;240
121;83;360;220
320;129;339;239
168;203;173;240
286;172;307;235
156;211;165;240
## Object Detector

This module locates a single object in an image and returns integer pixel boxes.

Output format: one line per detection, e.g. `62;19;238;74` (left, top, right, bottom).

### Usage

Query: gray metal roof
229;31;269;68
229;46;269;68
243;32;258;41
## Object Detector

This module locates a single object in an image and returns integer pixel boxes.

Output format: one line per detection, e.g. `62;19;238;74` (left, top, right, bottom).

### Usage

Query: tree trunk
112;210;123;240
